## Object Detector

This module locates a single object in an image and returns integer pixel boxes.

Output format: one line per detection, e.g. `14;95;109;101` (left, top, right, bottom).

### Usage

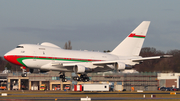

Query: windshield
16;46;24;48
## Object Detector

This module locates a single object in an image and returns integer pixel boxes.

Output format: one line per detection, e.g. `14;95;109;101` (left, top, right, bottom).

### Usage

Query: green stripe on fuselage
17;57;92;67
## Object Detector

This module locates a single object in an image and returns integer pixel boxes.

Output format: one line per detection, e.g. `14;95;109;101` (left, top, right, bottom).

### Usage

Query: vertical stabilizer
111;21;150;56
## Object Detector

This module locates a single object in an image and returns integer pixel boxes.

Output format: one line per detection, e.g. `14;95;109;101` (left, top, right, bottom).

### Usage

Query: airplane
4;21;172;82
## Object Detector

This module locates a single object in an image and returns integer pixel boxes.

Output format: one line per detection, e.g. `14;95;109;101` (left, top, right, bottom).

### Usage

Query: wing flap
92;60;118;66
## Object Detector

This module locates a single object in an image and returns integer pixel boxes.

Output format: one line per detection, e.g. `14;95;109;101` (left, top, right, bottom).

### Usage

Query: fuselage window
16;46;24;48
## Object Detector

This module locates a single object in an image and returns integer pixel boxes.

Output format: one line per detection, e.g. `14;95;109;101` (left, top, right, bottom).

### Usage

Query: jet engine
74;65;86;73
115;62;126;70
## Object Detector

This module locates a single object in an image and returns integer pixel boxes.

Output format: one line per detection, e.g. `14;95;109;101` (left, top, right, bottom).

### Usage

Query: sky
0;0;180;56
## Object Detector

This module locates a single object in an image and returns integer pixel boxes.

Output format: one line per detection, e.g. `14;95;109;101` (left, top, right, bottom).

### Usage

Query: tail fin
111;21;150;56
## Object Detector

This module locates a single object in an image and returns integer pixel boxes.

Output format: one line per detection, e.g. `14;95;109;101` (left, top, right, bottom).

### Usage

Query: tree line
135;47;180;72
0;47;180;73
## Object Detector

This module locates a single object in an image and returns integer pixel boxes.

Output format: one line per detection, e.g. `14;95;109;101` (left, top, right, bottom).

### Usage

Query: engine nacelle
115;62;126;70
74;65;86;73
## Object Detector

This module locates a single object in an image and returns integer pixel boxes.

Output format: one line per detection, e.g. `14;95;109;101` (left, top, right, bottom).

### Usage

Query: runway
1;91;180;101
1;97;180;101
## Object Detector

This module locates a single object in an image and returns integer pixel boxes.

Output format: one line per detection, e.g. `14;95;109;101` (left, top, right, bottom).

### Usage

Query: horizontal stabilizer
132;55;173;62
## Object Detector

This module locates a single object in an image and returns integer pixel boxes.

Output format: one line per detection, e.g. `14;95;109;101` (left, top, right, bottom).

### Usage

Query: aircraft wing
132;55;172;62
52;60;119;66
51;55;172;67
50;55;172;69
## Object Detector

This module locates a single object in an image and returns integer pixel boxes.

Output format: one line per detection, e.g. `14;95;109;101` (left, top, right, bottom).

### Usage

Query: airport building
92;72;158;91
0;71;160;91
157;73;180;88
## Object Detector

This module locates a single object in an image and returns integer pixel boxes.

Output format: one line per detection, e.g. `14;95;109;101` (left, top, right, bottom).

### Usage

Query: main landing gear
73;74;90;82
59;72;67;82
59;72;90;82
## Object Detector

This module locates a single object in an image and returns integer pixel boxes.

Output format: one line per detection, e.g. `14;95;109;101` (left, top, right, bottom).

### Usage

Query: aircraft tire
83;77;89;82
24;73;27;77
60;74;65;78
73;77;77;80
21;73;27;77
83;79;87;82
77;77;81;81
86;77;89;81
62;78;67;82
59;75;63;78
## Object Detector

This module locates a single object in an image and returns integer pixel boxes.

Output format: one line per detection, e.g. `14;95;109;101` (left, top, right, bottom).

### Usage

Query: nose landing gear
21;66;27;77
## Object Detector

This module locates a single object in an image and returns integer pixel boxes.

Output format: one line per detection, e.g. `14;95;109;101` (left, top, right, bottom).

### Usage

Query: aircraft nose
4;52;13;62
4;52;23;66
4;53;11;61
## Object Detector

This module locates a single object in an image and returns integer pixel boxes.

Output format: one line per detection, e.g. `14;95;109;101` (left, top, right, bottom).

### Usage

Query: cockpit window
16;46;24;48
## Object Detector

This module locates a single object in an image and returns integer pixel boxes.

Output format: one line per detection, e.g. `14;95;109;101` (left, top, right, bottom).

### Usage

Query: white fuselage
4;43;128;72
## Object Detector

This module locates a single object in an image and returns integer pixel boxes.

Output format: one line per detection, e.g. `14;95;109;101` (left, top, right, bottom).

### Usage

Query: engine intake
115;62;126;70
74;65;86;73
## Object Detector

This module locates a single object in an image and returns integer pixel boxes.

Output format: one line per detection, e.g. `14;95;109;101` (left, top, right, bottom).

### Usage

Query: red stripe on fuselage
4;55;102;66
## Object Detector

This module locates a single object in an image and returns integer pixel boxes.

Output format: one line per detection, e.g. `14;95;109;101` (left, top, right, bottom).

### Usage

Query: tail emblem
128;33;146;38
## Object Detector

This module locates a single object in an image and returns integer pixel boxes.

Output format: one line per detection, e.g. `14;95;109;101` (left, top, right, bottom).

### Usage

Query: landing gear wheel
73;74;90;82
60;75;65;78
73;76;79;81
81;74;89;82
83;77;89;82
21;73;27;77
59;73;67;82
84;77;89;82
62;78;67;82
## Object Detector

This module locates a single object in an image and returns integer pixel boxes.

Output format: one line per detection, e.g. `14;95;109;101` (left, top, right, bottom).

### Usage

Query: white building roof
158;73;180;79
